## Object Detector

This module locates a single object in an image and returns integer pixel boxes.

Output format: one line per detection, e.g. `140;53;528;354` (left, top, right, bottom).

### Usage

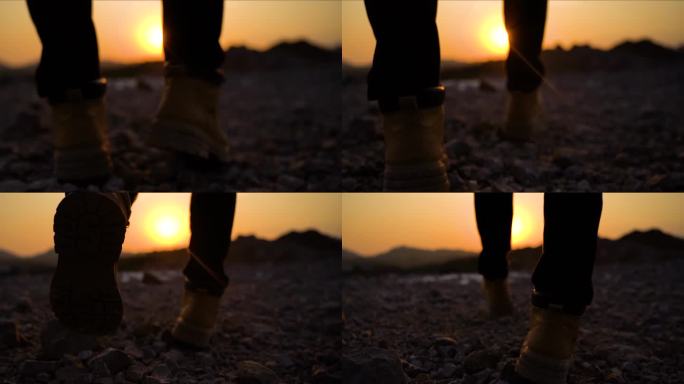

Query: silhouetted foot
514;306;580;384
500;361;537;384
482;279;514;319
149;74;230;162
170;288;222;349
50;192;129;335
499;90;544;143
382;90;450;191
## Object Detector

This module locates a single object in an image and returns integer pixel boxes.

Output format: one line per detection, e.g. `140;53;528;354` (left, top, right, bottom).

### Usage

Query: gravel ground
341;64;684;191
0;65;340;192
342;259;684;384
0;260;341;383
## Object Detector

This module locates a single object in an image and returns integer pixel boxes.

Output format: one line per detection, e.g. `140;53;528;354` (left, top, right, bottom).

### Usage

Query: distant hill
0;229;340;274
343;229;684;274
224;40;340;72
344;39;684;82
0;40;340;80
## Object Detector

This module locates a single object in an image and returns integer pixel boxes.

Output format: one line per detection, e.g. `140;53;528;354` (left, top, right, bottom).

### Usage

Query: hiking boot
171;287;222;348
149;74;230;162
382;97;450;191
51;93;112;184
514;306;581;384
483;278;514;318
499;90;544;142
50;192;130;335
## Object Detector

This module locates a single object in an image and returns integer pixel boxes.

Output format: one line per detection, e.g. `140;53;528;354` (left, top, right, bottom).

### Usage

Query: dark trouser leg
183;193;236;295
162;0;225;84
26;0;104;101
504;0;548;92
365;0;441;103
475;193;513;280
532;194;602;314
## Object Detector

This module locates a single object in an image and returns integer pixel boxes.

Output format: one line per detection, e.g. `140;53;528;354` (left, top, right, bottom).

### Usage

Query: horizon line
3;227;341;259
342;37;684;67
343;226;678;258
0;38;342;70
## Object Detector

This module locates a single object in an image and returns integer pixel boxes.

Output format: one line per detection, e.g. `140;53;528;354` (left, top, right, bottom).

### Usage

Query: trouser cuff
164;63;224;85
377;85;445;113
183;249;229;297
44;78;107;105
531;290;585;316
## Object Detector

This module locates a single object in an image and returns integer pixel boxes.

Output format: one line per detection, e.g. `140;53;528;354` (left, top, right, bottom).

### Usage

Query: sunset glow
342;194;684;257
144;205;189;248
342;1;684;65
481;18;509;56
511;207;534;248
137;17;164;57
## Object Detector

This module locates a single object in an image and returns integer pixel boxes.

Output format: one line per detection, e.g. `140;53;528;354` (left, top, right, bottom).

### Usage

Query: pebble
236;360;281;384
464;350;500;374
89;348;133;375
0;318;22;347
342;348;408;384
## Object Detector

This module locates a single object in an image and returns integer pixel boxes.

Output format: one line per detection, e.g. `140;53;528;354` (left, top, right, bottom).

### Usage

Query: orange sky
343;1;684;65
0;193;340;257
0;1;341;67
342;193;684;256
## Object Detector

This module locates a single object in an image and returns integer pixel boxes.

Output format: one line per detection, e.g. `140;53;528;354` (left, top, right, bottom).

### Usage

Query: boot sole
384;158;450;191
50;192;127;334
55;146;112;184
171;319;212;349
149;118;229;162
515;348;573;384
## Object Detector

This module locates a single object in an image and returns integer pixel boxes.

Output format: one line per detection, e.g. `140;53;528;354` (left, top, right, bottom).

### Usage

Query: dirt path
0;66;340;192
0;260;340;383
341;64;684;191
343;259;684;384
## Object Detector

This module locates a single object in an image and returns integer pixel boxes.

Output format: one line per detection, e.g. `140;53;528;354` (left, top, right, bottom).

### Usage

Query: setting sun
137;17;164;56
481;18;509;56
511;208;534;248
144;206;189;248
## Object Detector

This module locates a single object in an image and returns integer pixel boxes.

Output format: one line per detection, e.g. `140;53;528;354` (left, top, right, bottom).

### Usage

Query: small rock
436;363;461;379
142;271;168;285
0;318;22;347
463;349;500;374
15;296;33;313
342;348;408;384
552;147;578;168
605;367;625;383
446;140;472;158
311;365;339;384
40;320;100;359
89;348;132;375
276;175;306;191
145;363;173;384
236;360;280;384
20;360;59;376
55;366;90;383
126;364;148;382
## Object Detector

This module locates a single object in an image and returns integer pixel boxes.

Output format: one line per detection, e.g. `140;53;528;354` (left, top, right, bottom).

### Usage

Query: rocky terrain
0;42;341;192
342;259;684;384
341;41;684;192
0;259;341;383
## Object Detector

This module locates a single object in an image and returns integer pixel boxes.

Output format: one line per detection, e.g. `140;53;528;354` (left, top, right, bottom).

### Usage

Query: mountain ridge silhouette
0;229;340;274
343;228;684;274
